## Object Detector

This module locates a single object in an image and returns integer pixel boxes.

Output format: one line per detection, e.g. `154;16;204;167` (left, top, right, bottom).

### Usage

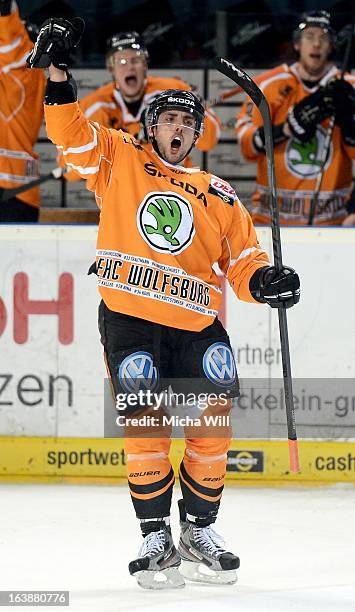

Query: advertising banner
1;437;355;484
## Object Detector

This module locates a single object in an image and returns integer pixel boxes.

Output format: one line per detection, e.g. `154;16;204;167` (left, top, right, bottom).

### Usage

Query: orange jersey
0;5;46;208
236;63;355;225
45;101;269;331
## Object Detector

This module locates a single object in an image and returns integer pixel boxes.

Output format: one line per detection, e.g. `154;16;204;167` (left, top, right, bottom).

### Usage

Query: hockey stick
308;21;354;225
214;57;300;473
0;166;63;202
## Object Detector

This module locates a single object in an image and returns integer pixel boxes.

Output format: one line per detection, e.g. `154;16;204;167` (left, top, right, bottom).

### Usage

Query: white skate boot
178;500;240;585
129;519;185;590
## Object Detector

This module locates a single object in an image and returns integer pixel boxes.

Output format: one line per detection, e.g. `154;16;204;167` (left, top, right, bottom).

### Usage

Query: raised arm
28;18;116;200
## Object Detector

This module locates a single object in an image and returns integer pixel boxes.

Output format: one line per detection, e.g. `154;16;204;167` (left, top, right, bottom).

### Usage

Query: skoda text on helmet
145;89;205;162
293;10;336;44
106;31;149;61
146;89;205;138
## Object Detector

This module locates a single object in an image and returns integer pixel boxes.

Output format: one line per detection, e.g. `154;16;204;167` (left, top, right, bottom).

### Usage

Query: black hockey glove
26;17;85;71
287;88;334;142
0;1;12;16
325;78;355;147
250;266;300;309
253;124;288;153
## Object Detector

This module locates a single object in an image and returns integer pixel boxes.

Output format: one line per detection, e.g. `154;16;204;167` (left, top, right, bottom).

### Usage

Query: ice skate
178;500;240;585
129;521;185;590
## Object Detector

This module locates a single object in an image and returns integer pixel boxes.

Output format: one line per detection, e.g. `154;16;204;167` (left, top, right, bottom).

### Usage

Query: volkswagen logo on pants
203;342;236;387
118;351;159;393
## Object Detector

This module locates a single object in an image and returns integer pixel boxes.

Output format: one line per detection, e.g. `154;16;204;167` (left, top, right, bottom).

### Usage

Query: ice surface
1;483;355;611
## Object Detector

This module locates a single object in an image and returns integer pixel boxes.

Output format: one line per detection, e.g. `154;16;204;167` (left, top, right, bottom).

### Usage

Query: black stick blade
214;57;264;108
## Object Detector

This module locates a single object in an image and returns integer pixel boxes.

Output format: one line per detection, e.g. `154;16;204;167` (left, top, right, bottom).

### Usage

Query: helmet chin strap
151;132;164;158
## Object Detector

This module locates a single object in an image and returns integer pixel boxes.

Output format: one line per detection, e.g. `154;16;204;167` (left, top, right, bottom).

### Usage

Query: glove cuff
287;107;306;138
253;124;287;154
249;266;271;302
273;123;288;145
44;78;77;105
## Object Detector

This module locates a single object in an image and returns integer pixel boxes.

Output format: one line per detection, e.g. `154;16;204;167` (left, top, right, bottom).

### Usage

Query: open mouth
125;75;137;87
170;136;182;153
310;53;321;60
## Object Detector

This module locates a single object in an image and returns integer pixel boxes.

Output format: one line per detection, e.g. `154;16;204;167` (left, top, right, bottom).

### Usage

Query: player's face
296;27;332;77
153;110;197;164
109;49;147;101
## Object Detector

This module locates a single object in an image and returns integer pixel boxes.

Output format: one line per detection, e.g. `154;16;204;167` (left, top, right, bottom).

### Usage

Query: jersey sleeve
219;199;270;302
44;101;116;201
58;88;116;183
236;67;289;161
0;3;32;69
235;95;264;161
344;141;355;160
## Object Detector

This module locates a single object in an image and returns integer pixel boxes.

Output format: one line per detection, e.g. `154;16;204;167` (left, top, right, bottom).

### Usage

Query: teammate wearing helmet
236;10;355;225
28;18;300;590
0;1;45;221
79;31;220;163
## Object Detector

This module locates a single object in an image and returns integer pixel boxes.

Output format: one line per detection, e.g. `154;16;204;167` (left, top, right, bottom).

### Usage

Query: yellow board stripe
1;437;355;484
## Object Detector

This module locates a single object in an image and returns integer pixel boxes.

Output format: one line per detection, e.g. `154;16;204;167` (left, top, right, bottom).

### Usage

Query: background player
236;10;355;226
76;31;220;168
28;17;300;590
0;1;45;221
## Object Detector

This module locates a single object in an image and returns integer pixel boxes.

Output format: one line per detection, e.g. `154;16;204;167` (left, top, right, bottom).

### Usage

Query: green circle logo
137;191;195;255
285;127;333;179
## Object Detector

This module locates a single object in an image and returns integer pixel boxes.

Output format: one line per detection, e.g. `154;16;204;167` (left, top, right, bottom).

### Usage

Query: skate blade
180;560;238;585
135;567;185;590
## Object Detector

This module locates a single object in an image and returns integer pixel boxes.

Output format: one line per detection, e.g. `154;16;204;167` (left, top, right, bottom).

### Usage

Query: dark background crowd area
20;0;355;69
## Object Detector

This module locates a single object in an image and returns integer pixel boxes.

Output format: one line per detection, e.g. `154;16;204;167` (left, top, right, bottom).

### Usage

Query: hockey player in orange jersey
80;31;220;160
236;10;355;226
28;18;300;589
0;1;45;221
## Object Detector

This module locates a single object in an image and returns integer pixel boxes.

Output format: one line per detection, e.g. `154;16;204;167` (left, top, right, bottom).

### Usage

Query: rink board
1;437;355;484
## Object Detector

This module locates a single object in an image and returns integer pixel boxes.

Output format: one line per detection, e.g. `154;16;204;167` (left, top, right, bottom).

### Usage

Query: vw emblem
118;351;159;393
203;343;236;388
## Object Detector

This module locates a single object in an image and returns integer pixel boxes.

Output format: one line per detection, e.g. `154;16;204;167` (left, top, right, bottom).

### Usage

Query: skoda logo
137;191;195;255
203;343;236;387
118;351;159;393
286;127;333;179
